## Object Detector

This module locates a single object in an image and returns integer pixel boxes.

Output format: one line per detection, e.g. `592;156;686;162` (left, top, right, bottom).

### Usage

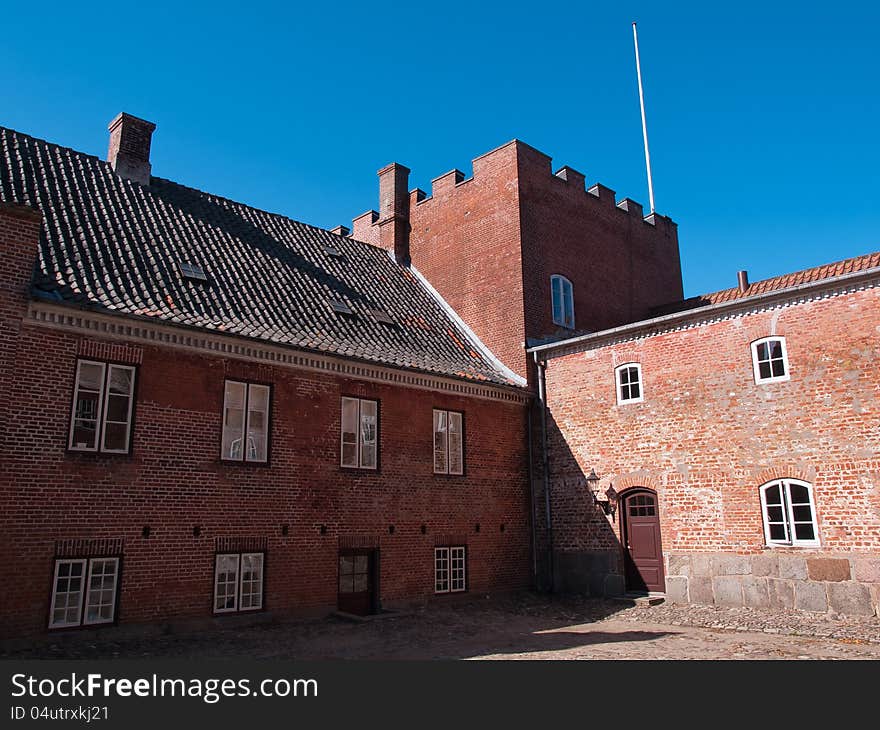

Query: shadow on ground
0;592;675;660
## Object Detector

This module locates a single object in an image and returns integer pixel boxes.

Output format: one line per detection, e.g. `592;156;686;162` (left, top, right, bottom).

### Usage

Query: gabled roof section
653;251;880;316
0;126;518;387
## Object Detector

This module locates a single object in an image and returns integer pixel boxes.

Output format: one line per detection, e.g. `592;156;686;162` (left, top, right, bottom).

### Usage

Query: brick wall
353;140;683;385
539;285;880;615
0;318;532;637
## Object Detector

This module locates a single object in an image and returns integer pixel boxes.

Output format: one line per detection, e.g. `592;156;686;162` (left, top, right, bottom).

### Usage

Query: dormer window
551;275;575;329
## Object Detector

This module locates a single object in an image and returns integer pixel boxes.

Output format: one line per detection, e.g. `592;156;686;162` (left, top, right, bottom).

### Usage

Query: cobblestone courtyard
4;593;880;660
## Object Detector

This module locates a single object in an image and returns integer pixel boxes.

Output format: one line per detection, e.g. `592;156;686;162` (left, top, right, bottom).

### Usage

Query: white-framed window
615;363;644;404
68;360;136;453
551;274;575;329
49;557;120;629
760;479;820;548
433;409;464;475
221;381;270;463
434;546;467;594
751;337;790;384
341;397;378;469
213;552;265;614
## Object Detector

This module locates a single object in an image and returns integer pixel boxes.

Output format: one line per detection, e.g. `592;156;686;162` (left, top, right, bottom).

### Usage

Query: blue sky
3;1;878;296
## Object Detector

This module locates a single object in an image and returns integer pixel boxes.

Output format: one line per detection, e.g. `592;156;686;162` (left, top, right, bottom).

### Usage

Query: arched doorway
620;488;665;593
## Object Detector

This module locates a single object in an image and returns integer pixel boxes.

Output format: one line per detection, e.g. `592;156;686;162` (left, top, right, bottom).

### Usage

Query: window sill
218;459;271;468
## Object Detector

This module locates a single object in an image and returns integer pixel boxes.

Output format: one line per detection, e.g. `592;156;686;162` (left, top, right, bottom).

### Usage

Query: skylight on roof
178;261;208;282
323;245;345;258
329;300;353;315
370;308;395;325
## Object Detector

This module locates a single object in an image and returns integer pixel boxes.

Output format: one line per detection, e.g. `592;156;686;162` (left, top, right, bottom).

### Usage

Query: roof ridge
0;124;380;255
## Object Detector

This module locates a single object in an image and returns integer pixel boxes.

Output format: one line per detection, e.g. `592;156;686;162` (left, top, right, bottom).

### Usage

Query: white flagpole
632;22;656;214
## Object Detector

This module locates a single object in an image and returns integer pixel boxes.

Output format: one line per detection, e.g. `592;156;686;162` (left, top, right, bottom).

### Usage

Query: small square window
434;546;467;594
213;552;265;614
751;337;790;384
49;557;120;629
615;363;644;404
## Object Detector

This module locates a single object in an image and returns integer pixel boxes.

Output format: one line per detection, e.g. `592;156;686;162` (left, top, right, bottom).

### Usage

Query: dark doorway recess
338;549;378;615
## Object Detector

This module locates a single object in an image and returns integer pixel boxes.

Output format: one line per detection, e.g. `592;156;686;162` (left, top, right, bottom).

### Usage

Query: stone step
611;592;666;607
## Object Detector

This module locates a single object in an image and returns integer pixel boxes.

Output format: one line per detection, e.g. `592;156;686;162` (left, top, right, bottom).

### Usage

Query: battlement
354;139;675;235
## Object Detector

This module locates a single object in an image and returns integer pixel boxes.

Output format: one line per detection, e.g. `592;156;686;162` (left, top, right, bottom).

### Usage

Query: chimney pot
737;270;750;293
107;112;156;186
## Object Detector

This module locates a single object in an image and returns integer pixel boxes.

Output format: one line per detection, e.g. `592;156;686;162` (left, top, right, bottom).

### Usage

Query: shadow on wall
537;410;630;598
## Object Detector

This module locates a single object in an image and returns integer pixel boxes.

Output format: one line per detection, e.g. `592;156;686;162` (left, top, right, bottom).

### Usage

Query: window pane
769;523;787;541
764;484;782;505
214;554;239;612
788;483;810;504
239;553;263;610
341;398;359;466
792;505;814;522
629;381;640;399
448;412;463;475
102;422;128;452
758;361;772;380
551;278;562;323
222;381;247;460
794;522;815;541
450;547;467;592
766;505;785;523
71;362;105;450
771;359;786;377
563;283;574;327
107;366;134;396
767;340;783;359
435;548;449;593
50;559;86;627
85;558;118;625
246;385;270;462
433;410;448;474
360;400;377;468
756;342;769;361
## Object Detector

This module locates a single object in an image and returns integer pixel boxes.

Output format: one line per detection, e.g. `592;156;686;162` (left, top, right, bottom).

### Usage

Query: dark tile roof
653;251;880;317
0;126;516;386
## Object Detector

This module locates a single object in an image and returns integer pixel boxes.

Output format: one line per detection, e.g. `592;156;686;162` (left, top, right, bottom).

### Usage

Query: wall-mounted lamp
586;469;618;518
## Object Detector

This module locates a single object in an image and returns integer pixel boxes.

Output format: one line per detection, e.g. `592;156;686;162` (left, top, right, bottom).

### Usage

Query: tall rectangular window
213;552;265;614
68;360;136;453
551;275;575;329
222;381;270;463
341;397;378;469
49;557;120;629
434;547;467;594
433;409;464;475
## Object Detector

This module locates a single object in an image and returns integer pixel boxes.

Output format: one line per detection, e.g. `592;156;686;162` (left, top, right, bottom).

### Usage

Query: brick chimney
107;113;156;186
377;163;411;265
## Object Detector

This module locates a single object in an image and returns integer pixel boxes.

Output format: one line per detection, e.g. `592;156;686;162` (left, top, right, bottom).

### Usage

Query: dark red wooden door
338;551;375;615
623;491;665;593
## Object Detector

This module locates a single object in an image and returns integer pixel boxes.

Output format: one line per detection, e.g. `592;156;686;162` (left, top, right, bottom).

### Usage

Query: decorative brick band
28;302;529;404
434;534;468;546
338;535;380;549
54;538;124;558
214;536;268;553
77;339;143;365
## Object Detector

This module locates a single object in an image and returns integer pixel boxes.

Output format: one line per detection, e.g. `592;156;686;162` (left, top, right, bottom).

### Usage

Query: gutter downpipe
526;403;538;588
534;351;554;593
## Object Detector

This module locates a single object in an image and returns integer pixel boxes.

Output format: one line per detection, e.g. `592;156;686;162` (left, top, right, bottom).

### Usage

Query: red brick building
529;258;880;616
0;116;534;639
1;109;877;639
